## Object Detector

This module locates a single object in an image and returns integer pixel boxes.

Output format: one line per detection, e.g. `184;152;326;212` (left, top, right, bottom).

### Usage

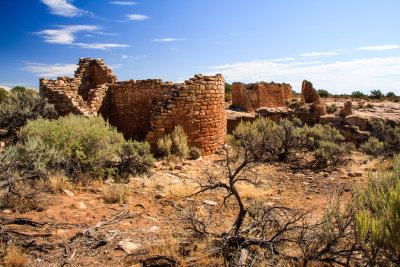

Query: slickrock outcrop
232;82;292;112
40;58;226;155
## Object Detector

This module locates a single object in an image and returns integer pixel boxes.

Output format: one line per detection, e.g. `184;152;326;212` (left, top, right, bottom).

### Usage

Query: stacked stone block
40;58;226;155
232;82;292;112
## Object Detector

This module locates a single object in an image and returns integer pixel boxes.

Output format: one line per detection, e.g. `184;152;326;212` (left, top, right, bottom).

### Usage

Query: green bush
115;140;154;181
370;89;384;99
189;146;201;159
225;83;232;102
157;125;189;159
0;89;58;143
11;86;26;93
300;124;353;167
232;118;302;162
360;136;385;155
326;103;338;114
0;87;7;103
317;89;329;98
355;155;400;265
386;92;396;98
362;119;400;156
352;91;366;98
20;114;153;180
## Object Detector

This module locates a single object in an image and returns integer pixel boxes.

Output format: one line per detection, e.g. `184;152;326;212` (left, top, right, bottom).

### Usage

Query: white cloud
37;25;129;50
121;54;129;59
126;14;149;20
110;1;136;5
41;0;87;17
300;51;342;57
38;25;99;44
74;43;129;49
206;57;400;93
357;45;399;51
153;38;186;42
23;62;78;77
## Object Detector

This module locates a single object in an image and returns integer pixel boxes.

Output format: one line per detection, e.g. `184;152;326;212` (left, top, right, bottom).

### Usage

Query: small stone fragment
118;240;142;254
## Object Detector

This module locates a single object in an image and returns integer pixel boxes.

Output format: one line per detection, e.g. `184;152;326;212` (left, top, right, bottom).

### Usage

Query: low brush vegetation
19;114;153;180
157;125;201;160
229;117;353;168
0;114;153;213
0;88;58;143
361;118;400;156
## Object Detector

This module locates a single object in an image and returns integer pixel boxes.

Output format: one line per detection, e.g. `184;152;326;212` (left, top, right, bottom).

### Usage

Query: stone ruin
40;58;226;155
294;80;327;124
232;82;292;112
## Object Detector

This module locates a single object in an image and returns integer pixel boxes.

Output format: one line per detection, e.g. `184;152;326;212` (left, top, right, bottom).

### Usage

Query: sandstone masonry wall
40;58;226;155
232;82;292;112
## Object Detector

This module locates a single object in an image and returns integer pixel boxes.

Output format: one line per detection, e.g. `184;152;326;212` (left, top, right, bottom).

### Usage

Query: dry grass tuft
48;174;72;193
4;245;27;267
103;184;131;203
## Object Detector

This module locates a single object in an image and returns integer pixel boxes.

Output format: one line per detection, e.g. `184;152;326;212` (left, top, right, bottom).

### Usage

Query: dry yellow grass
3;246;27;267
103;184;131;203
48;174;72;193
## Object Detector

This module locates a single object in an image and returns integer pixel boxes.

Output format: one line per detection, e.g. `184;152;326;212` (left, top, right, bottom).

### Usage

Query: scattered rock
118;240;142;254
76;202;87;209
265;202;275;207
202;200;218;206
348;172;362;177
135;203;146;209
148;226;160;233
64;189;75;197
155;193;166;199
0;141;5;149
175;165;184;170
3;209;12;214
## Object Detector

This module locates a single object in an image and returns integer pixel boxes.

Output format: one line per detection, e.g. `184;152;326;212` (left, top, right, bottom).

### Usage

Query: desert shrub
0;89;58;143
300;124;353;166
157;125;189;159
355;155;400;265
20;114;153;180
225;83;232;102
103;184;131;203
352;91;366;98
317;89;329;98
3;245;27;267
360;136;385;155
314;140;354;167
0;87;7;103
370;89;384;99
362;119;400;156
366;103;374;109
232;118;302;162
115;140;154;182
11;86;26;93
386;91;396;98
326;103;338;114
189;146;201;159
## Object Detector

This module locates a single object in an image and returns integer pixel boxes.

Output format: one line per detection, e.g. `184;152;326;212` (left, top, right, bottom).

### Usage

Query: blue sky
0;0;400;94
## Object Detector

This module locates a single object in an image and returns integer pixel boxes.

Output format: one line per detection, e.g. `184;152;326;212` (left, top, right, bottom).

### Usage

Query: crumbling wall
146;74;226;155
232;82;292;112
294;80;327;124
40;58;226;155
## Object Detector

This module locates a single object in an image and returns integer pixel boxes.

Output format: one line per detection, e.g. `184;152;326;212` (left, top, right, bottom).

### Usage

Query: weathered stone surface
232;82;292;112
40;58;226;155
294;80;327;124
340;101;353;117
118;240;142;254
